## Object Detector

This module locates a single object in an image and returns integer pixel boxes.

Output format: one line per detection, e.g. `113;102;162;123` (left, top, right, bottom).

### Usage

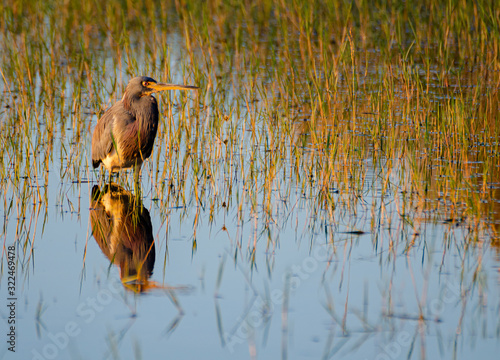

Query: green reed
0;0;498;282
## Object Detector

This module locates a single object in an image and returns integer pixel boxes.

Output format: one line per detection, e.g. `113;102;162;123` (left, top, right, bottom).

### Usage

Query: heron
91;76;198;187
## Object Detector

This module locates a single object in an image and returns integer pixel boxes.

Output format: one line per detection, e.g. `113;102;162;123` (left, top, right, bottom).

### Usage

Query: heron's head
125;76;199;98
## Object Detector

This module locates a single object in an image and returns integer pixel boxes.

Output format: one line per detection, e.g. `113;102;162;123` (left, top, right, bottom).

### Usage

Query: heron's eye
143;81;149;87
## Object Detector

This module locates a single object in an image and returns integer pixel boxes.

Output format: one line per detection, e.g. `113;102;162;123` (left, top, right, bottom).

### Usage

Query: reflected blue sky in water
3;157;498;359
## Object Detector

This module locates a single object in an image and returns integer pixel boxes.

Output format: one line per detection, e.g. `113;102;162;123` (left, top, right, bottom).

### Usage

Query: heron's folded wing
91;102;133;167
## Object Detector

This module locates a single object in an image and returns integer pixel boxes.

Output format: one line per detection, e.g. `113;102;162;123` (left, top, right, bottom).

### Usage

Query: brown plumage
91;76;198;180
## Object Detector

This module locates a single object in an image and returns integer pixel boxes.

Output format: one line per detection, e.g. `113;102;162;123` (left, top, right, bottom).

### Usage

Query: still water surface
1;8;499;360
2;144;499;359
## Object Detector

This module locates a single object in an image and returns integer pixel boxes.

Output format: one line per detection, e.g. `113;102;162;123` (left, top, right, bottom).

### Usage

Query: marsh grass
0;0;499;357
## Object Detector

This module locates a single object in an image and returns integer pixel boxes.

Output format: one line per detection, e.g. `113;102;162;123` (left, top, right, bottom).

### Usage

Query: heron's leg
99;166;106;186
133;164;141;196
108;170;114;190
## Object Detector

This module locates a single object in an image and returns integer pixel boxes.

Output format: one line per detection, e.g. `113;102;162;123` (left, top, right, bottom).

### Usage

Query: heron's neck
122;92;140;115
123;93;153;114
122;93;158;127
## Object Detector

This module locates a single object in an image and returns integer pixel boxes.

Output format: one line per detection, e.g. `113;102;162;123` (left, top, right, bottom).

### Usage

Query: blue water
2;151;499;360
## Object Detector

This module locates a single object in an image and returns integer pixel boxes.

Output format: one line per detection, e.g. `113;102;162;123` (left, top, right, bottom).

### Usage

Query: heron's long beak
150;82;199;92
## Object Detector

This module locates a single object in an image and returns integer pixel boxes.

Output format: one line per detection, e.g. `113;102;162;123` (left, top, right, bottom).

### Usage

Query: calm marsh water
1;1;500;359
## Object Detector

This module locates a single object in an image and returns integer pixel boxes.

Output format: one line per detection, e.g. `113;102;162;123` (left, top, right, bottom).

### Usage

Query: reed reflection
90;183;156;293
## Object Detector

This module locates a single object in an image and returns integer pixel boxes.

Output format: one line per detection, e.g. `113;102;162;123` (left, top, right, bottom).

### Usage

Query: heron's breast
119;116;158;160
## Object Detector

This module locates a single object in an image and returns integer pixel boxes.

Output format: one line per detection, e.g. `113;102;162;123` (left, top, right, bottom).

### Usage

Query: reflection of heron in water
90;183;156;293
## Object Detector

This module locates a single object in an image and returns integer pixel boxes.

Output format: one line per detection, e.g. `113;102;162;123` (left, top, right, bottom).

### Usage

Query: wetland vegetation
1;0;499;359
